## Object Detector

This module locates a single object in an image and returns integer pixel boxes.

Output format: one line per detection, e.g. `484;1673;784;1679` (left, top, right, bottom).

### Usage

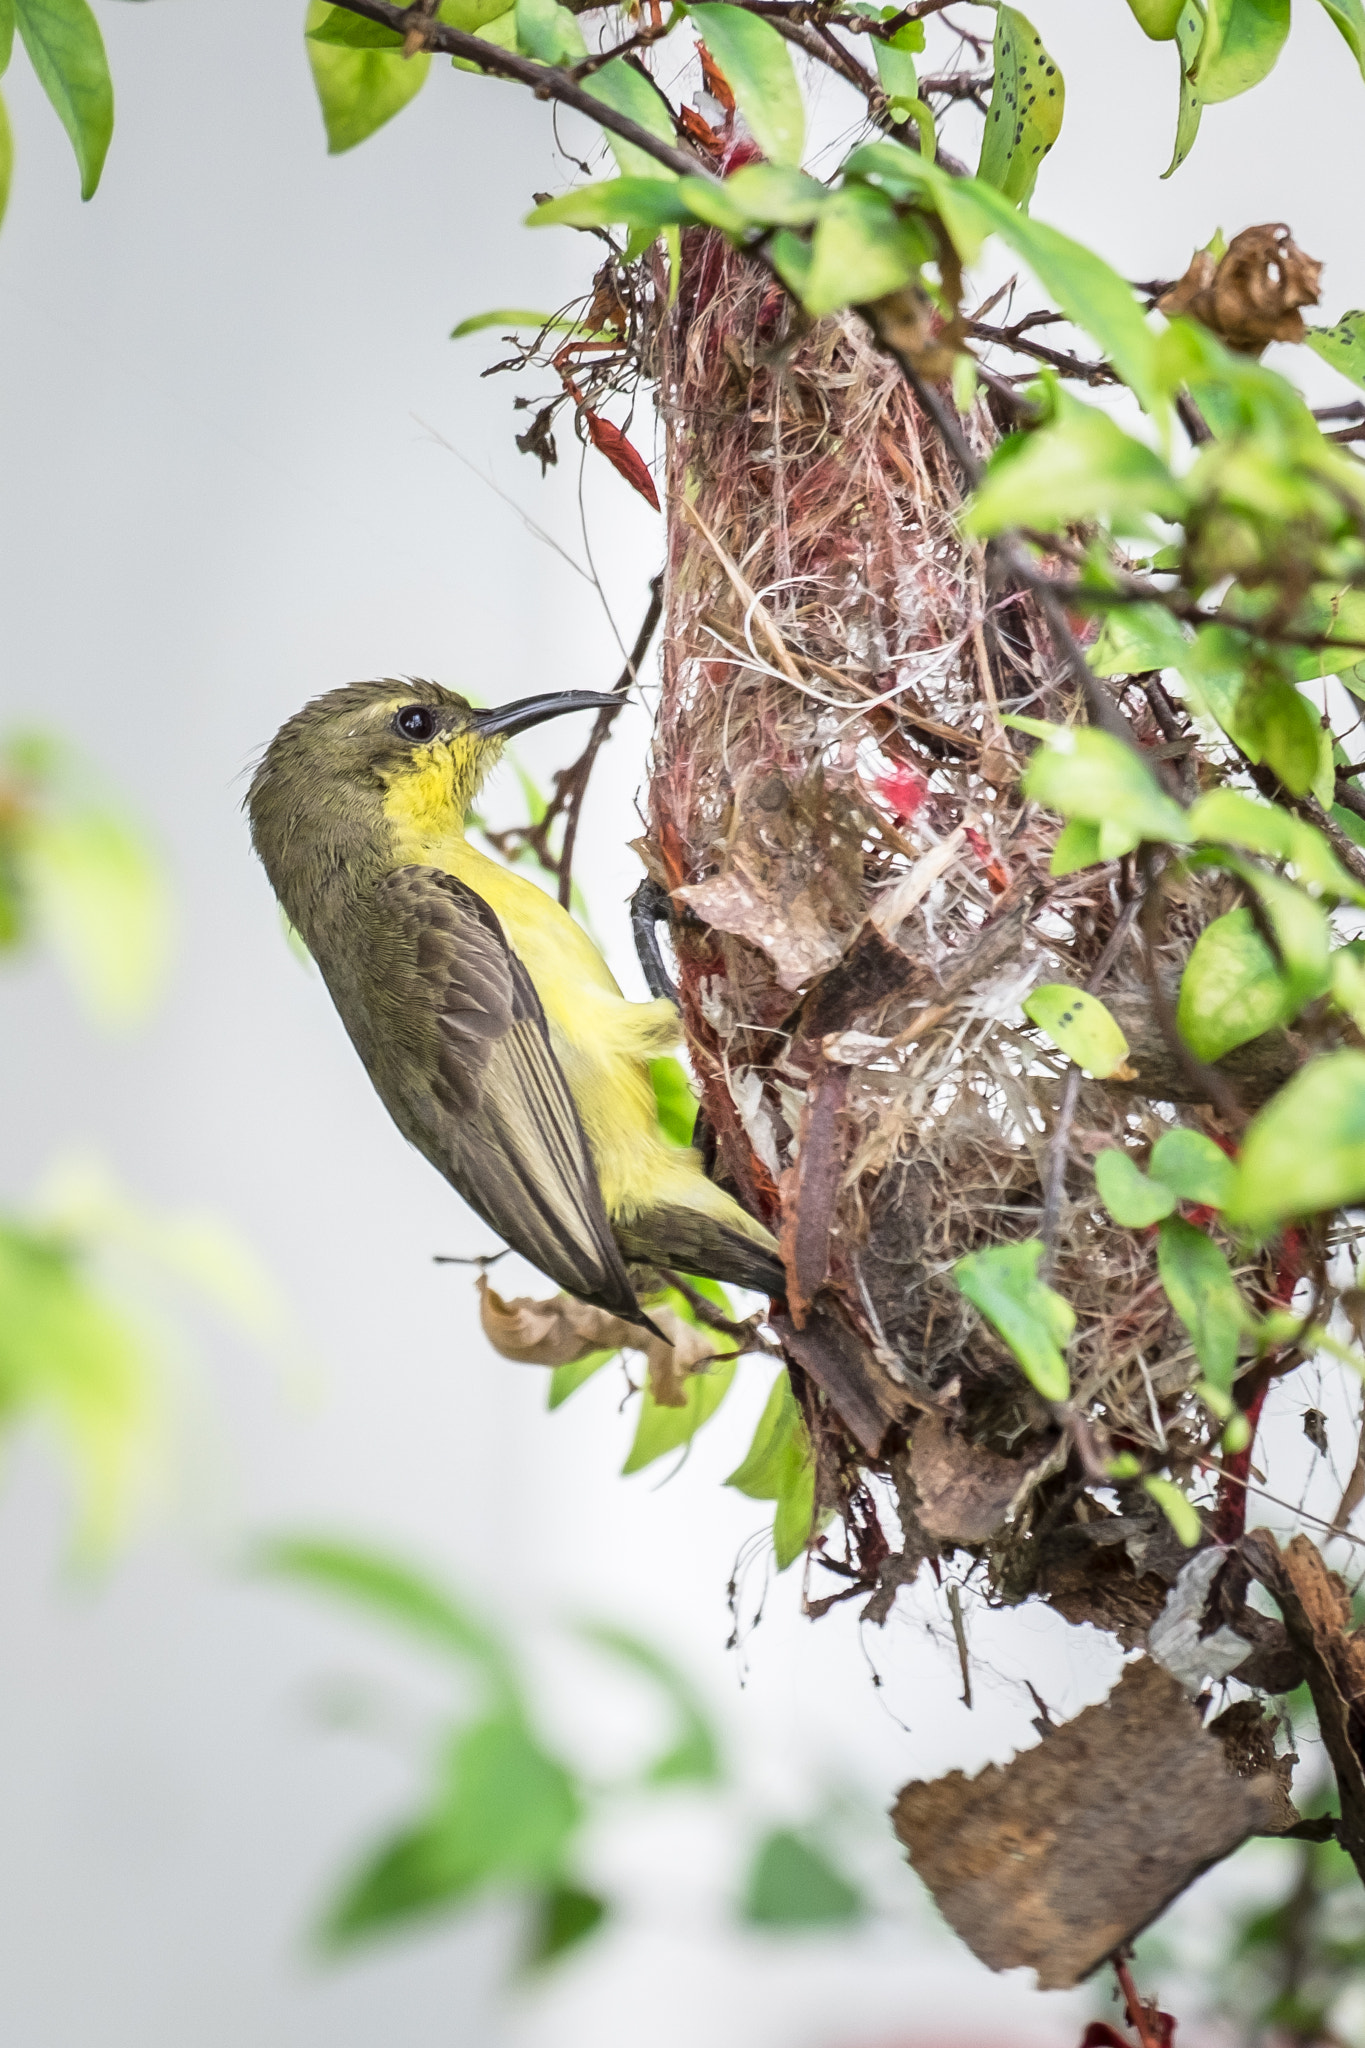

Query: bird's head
247;678;617;922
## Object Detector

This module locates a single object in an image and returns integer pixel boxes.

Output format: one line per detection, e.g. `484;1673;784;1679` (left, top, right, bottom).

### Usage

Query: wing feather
367;866;643;1321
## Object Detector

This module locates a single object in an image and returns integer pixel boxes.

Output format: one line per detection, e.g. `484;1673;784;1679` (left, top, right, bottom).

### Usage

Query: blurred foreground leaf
742;1827;865;1926
577;1620;723;1785
1;730;170;1026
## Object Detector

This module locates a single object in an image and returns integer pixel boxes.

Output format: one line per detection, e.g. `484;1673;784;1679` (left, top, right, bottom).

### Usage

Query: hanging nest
639;225;1348;1629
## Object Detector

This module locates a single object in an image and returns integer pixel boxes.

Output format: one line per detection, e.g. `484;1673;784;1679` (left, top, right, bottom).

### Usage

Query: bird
247;678;785;1327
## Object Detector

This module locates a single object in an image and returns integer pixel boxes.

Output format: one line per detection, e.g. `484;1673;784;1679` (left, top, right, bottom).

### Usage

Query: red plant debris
581;408;660;511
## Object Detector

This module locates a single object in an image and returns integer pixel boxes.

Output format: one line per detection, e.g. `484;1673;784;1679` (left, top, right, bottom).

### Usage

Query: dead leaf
1158;224;1322;355
1243;1528;1365;1882
674;772;870;994
910;1409;1046;1545
893;1657;1294;1988
477;1275;724;1407
1148;1549;1267;1694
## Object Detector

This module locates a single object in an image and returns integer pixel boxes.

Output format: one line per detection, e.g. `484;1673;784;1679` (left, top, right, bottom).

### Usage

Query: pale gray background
0;3;1361;2044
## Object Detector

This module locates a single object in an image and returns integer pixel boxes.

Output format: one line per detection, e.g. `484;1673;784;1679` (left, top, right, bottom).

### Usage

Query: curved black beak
470;691;621;739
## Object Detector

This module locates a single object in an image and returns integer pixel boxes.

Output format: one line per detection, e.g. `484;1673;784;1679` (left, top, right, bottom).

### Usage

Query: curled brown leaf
1158;224;1322;355
477;1275;725;1406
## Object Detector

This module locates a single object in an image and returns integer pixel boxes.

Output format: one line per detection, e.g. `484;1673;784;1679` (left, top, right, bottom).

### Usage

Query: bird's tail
616;1206;786;1299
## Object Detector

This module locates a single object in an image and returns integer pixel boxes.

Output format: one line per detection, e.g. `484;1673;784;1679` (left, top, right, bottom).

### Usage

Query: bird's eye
394;705;439;743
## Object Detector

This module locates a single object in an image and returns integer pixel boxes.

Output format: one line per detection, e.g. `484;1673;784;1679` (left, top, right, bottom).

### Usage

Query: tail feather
616;1206;786;1298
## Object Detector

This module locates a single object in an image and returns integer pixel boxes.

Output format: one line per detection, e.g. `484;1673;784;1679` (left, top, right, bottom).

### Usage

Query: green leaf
650;1056;700;1148
450;308;607;339
527;176;690;232
0;0;13;73
965;388;1182;537
1049;818;1106;875
440;0;526;27
1306;312;1365;393
725;1368;814;1569
305;0;429;153
19;806;169;1028
687;3;805;165
801;183;919;316
976;7;1064;209
1162;0;1207;178
0;87;12;231
514;0;586;66
1237;678;1326;799
1221;855;1333;1008
523;1884;607;1968
1023;983;1131;1077
1332;946;1365;1035
1149;1127;1237;1207
1143;1474;1204;1545
742;1829;864;1927
1192;0;1290;102
259;1537;516;1688
1095;1149;1177;1226
1014;719;1191;859
621;1353;737;1474
576;1622;722;1784
582;54;679;178
1087;602;1190;678
872;34;931;145
0;1222;152;1559
841;140;988;264
307;7;404;45
14;0;113;198
322;1817;480;1942
1312;0;1365;77
546;1348;614;1409
1157;1217;1244;1389
1177;907;1298;1062
1125;0;1185;35
1222;1049;1365;1236
717;161;828;226
953;1238;1074;1403
1188;786;1365;904
325;1711;579;1944
961;182;1164;417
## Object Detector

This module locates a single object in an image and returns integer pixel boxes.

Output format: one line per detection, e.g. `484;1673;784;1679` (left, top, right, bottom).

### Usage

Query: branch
327;0;705;178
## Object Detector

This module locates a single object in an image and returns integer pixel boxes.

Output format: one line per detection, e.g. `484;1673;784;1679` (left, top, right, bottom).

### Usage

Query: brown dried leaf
674;775;869;994
909;1410;1047;1545
677;866;846;993
1242;1529;1365;1881
893;1658;1294;1988
477;1275;723;1406
1158;224;1322;355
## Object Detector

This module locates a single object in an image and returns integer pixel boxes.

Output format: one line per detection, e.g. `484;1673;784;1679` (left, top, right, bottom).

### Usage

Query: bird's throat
381;740;485;866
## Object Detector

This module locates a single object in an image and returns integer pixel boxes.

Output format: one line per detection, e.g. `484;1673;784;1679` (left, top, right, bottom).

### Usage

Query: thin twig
556;573;665;906
1113;1955;1165;2048
946;1581;972;1708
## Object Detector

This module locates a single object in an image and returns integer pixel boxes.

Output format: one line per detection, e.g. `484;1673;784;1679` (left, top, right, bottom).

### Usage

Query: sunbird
248;679;783;1324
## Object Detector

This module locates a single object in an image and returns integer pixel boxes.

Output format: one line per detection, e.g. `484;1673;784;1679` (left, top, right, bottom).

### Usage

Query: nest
640;229;1330;1608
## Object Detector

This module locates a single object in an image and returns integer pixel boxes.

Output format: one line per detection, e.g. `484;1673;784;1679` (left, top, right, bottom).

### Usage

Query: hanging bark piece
1242;1527;1365;1880
892;1657;1295;1988
909;1408;1049;1545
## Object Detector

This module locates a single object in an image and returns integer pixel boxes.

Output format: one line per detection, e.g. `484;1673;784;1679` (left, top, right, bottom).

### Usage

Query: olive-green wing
373;865;644;1322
